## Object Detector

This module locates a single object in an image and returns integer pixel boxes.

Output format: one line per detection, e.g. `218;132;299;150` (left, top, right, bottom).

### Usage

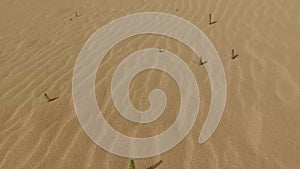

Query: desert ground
1;0;300;168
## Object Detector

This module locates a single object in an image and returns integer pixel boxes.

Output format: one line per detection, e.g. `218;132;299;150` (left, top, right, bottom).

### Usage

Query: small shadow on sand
49;97;59;102
75;12;81;17
158;47;164;53
147;160;163;169
44;93;59;103
210;21;217;25
199;58;208;65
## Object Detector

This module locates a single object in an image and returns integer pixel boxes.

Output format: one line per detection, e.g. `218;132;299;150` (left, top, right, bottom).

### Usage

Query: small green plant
231;49;239;59
130;159;135;169
209;13;217;25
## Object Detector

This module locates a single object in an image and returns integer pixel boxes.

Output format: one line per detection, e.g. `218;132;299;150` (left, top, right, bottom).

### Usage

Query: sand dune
1;0;300;168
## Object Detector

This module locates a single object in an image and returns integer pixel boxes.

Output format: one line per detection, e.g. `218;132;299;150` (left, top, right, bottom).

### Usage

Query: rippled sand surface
1;0;299;168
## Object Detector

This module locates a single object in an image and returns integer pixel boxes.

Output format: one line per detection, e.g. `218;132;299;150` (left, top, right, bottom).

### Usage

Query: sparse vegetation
130;159;135;169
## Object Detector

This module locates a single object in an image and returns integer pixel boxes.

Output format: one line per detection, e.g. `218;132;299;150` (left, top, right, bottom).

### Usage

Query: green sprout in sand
130;159;135;169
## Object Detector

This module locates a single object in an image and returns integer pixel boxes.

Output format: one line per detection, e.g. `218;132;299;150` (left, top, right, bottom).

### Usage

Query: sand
1;0;300;168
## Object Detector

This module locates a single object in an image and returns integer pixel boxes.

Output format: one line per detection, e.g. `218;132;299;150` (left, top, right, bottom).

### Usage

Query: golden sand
1;0;299;168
